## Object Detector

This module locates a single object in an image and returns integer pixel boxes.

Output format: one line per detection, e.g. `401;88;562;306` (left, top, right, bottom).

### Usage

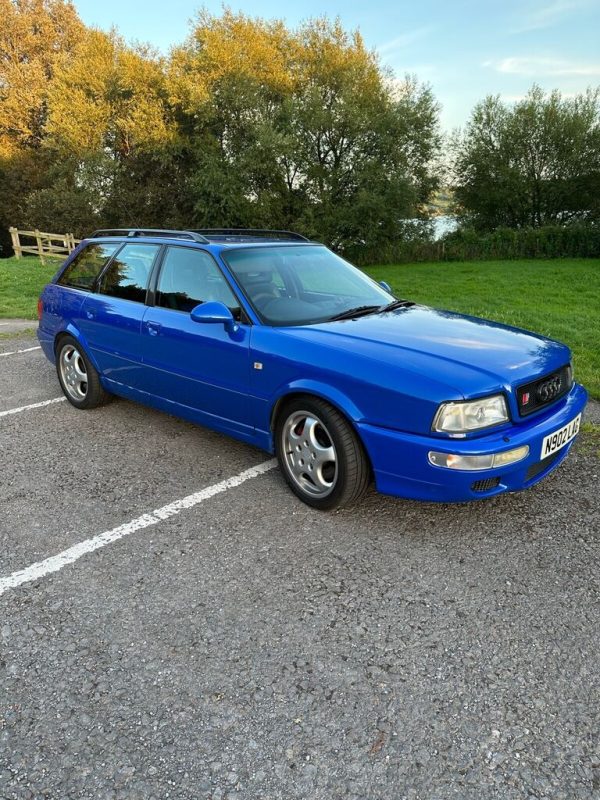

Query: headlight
433;394;509;434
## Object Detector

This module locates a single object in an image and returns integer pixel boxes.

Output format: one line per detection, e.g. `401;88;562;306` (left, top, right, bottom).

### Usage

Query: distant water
432;215;458;240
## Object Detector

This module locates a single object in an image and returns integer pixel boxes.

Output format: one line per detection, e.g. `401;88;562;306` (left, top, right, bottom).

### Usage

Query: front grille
471;477;501;492
517;364;572;417
525;451;560;482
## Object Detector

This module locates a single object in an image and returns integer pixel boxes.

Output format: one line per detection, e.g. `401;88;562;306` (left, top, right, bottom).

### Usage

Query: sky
73;0;600;130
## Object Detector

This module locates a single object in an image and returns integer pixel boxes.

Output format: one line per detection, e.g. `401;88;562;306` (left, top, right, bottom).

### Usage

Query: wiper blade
379;299;415;312
327;305;382;322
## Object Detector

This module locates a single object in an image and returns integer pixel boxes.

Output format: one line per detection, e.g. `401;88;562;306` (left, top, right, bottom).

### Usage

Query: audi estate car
37;228;587;510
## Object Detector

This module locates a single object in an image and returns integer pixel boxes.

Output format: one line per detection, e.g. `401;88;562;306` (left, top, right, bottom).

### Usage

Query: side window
99;243;159;304
156;247;238;313
58;243;119;291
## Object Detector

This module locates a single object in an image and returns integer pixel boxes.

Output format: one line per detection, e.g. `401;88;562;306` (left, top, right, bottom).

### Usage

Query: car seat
240;271;280;307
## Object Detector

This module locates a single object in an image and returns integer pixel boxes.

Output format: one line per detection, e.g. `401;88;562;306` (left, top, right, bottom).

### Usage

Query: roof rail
193;228;309;242
90;228;210;244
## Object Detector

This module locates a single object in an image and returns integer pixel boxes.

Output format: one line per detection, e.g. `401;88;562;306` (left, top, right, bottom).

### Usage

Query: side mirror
190;301;238;333
379;280;392;293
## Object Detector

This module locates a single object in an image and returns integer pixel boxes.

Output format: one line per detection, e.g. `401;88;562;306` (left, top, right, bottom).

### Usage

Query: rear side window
58;243;119;291
98;243;160;304
156;247;238;312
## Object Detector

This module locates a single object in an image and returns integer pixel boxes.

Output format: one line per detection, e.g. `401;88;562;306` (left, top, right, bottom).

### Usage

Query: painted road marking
0;397;66;418
0;346;42;358
0;459;278;597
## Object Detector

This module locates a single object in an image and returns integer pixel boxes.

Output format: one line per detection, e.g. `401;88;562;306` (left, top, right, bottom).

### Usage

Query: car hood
285;305;571;395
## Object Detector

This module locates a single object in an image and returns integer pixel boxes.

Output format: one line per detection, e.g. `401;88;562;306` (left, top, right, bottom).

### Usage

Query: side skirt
102;377;273;452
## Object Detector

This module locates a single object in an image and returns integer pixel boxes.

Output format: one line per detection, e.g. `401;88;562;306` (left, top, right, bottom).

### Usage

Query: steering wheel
252;291;279;307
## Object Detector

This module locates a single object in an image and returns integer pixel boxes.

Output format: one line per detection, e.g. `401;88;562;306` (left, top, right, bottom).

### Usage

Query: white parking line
0;459;278;597
0;397;66;418
0;346;42;358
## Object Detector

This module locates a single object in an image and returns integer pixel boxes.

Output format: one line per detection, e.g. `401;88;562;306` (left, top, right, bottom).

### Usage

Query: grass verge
0;257;58;319
579;423;600;459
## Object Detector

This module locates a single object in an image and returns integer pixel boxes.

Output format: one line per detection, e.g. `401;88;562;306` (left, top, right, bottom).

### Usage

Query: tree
453;86;600;230
1;5;441;251
41;28;181;233
0;0;84;156
168;12;441;248
0;0;84;249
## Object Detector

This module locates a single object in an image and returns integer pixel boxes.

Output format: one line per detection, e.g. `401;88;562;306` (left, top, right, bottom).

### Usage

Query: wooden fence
9;227;81;265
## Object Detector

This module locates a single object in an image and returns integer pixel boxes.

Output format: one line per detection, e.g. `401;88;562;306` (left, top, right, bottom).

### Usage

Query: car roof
87;228;315;251
84;237;321;257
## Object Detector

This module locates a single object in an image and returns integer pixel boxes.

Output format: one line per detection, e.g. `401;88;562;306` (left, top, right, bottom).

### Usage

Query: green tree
169;12;441;248
453;86;600;230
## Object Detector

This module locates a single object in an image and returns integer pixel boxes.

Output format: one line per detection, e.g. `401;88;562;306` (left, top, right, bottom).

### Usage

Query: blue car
38;228;587;510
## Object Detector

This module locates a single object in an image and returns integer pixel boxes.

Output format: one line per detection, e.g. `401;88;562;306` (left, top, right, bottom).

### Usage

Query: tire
55;335;111;409
275;396;370;510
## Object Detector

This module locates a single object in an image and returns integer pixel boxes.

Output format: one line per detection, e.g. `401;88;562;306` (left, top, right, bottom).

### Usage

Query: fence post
9;227;21;259
34;229;45;265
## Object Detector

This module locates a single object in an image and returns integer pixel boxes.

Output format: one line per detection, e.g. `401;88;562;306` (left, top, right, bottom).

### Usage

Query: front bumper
358;383;588;502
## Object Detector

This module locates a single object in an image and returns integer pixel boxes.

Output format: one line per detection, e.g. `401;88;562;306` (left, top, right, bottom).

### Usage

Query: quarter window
99;243;159;303
58;243;119;291
156;247;238;313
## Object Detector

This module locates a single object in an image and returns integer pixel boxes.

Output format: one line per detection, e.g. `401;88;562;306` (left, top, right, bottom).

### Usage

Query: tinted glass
157;247;238;313
223;245;391;326
58;243;119;291
99;243;159;303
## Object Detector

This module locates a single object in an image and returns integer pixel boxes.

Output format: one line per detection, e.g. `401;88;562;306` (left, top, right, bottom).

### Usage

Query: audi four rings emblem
537;375;561;402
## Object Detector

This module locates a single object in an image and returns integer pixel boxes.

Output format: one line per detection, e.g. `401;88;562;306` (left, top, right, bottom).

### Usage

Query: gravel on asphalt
0;334;598;800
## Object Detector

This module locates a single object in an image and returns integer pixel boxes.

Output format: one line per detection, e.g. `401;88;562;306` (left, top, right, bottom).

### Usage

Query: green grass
579;423;600;459
366;259;600;399
1;255;598;398
0;257;58;319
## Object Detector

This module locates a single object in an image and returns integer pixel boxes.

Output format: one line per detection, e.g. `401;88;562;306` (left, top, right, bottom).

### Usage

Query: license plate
540;413;581;459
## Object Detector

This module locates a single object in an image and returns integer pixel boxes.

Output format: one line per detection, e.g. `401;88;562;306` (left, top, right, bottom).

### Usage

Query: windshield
222;245;393;326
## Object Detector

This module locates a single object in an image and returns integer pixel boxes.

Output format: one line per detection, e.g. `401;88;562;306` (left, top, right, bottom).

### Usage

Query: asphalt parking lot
0;330;599;800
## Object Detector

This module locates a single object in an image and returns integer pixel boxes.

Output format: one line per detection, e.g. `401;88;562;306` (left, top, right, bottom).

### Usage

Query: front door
140;246;255;436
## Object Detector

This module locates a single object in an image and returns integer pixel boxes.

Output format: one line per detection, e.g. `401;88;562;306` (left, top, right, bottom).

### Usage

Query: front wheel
56;336;111;409
275;396;370;510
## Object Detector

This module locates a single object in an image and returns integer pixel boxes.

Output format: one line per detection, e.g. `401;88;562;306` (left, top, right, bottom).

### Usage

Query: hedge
346;224;600;266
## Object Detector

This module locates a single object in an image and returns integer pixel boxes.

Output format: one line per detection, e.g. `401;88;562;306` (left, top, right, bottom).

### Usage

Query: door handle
145;321;161;336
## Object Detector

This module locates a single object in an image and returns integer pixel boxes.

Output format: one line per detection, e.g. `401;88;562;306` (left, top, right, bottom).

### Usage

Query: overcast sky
73;0;600;130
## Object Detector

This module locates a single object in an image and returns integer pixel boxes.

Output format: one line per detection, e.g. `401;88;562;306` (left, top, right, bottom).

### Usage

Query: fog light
428;445;529;471
492;446;529;467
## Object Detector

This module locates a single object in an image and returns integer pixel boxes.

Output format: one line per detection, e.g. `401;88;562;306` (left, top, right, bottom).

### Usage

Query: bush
350;224;600;266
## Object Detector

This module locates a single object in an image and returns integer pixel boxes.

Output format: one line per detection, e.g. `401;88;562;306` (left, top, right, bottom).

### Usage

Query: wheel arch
53;325;101;373
269;381;364;434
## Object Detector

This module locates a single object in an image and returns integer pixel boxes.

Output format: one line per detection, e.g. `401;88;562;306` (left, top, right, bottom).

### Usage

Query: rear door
51;242;121;338
79;242;161;388
140;246;256;434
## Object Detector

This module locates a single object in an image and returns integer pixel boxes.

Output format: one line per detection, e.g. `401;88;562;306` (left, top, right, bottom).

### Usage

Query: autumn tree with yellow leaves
0;0;84;247
0;2;441;252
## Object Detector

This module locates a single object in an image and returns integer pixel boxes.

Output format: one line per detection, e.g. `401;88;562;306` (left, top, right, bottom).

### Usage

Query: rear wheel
56;336;111;409
275;396;370;510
